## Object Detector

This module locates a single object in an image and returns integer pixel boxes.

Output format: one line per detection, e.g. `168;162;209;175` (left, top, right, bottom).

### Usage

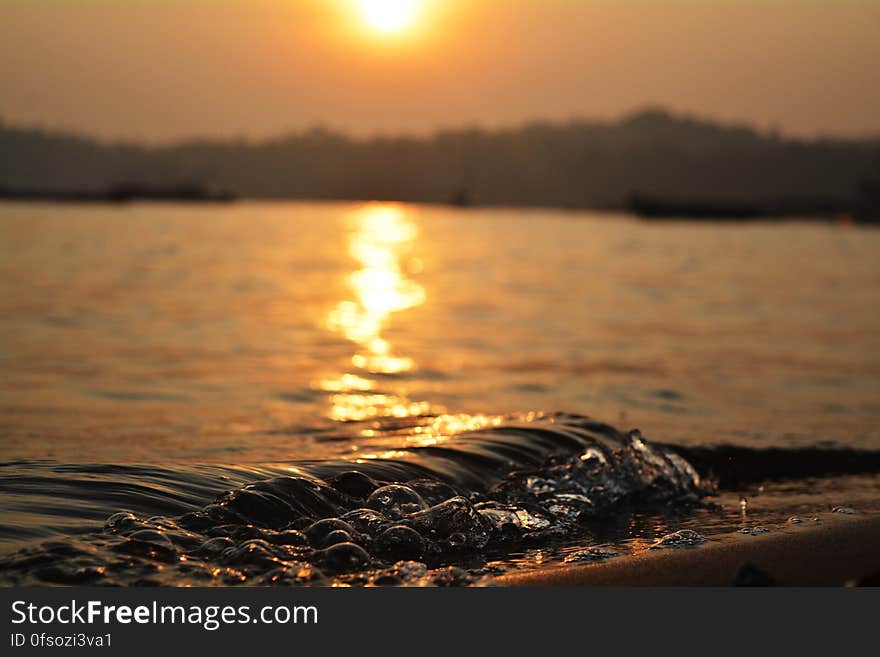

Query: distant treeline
1;109;878;214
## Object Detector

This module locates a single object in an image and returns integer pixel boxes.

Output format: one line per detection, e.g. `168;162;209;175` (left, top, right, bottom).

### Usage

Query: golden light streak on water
323;203;429;422
319;207;502;439
318;373;375;392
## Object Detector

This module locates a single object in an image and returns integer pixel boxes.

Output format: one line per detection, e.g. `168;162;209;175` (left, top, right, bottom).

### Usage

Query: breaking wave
2;413;879;586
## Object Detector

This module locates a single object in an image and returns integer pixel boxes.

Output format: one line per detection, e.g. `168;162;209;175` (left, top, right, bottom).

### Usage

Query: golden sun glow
326;204;425;377
318;205;505;438
322;204;429;422
360;0;419;34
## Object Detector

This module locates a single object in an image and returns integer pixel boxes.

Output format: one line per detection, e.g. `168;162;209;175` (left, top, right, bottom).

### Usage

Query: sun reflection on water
327;204;424;375
319;204;506;442
321;204;429;422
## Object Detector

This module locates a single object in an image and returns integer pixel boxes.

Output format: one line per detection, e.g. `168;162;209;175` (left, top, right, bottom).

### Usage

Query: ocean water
1;200;879;585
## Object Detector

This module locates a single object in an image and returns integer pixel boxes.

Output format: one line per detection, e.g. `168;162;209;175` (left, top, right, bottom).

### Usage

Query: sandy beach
498;513;880;587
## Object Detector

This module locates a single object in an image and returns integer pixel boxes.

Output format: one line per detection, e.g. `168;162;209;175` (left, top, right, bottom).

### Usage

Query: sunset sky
1;0;878;142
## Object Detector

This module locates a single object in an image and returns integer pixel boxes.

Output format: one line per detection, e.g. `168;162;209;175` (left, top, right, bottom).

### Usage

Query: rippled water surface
1;201;879;584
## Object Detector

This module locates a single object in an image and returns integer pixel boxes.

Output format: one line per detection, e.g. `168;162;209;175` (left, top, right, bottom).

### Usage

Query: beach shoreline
497;513;880;586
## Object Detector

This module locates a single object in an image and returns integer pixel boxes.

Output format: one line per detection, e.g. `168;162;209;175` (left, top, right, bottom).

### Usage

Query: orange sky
1;0;878;142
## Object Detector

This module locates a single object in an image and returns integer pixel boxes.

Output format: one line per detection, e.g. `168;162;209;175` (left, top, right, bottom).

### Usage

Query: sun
360;0;419;34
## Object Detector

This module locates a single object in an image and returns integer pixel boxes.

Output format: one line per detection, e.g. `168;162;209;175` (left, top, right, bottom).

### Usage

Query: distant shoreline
2;189;877;224
0;184;236;205
626;192;878;223
3;109;878;219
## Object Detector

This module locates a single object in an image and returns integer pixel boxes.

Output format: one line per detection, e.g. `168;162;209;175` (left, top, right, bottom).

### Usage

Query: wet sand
498;514;880;586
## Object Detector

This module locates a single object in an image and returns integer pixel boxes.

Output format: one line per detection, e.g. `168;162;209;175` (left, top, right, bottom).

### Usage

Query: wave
2;413;879;586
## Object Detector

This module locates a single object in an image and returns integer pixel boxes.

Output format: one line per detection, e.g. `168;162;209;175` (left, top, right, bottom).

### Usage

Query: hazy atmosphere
2;0;879;141
2;0;880;592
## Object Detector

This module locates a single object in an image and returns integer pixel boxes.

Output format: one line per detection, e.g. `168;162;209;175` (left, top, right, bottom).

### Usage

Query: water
1;200;879;585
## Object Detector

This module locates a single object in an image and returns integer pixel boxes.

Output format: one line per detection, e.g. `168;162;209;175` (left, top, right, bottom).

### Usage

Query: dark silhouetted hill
1;109;878;213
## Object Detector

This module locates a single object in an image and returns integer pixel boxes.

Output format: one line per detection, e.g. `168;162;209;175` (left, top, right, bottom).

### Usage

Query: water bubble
104;511;142;534
340;508;390;536
475;502;552;532
650;529;707;549
545;493;593;520
366;484;428;518
220;539;284;569
217;488;296;530
563;546;619;563
322;530;355;548
127;529;174;548
328;471;380;499
405;497;491;550
312;542;372;575
303;518;358;546
196;536;235;555
374;525;426;561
